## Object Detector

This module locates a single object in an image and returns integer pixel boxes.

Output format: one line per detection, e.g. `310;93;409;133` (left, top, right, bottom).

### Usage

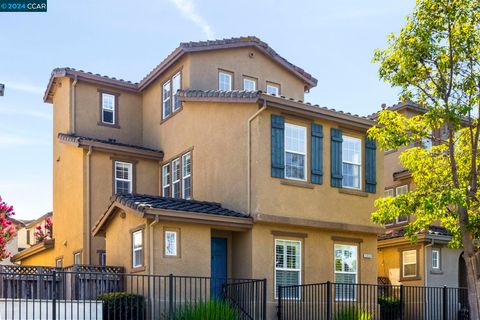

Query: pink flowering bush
0;196;17;261
34;216;52;243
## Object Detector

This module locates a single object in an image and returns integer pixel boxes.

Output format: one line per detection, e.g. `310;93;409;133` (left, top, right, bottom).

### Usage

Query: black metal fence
0;268;267;319
277;281;470;320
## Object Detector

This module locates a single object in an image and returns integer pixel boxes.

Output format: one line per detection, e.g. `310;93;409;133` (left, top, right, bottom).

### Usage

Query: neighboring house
372;102;463;288
0;218;28;266
12;212;54;266
14;36;383;317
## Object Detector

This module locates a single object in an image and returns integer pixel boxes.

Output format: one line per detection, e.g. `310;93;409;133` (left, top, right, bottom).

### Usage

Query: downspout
86;146;93;264
424;239;435;286
149;219;159;274
247;99;267;215
71;76;78;134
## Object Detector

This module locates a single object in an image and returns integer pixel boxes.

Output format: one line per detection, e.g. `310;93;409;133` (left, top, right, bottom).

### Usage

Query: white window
384;189;394;197
165;231;178;256
101;93;115;124
395;185;409;223
402;249;417;278
422;137;433;150
163;80;171;119
219;71;232;91
342;136;362;189
284;123;307;180
275;239;301;299
132;230;143;268
266;84;279;95
100;252;106;266
243;78;256;91
172;158;181;198
55;258;62;268
334;244;358;301
115;161;132;194
162;164;171;197
74;252;82;265
182;153;191;199
432;249;440;269
172;72;181;112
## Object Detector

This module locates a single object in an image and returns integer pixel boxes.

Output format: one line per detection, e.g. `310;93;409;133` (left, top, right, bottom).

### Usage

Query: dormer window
266;82;280;96
162;71;182;120
219;70;233;91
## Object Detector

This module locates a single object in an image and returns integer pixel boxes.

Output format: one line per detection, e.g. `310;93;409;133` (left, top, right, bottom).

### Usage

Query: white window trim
266;84;279;95
114;161;133;194
219;71;233;91
342;136;362;190
274;239;302;299
402;249;417;278
101;93;115;124
162;164;170;197
172;158;181;198
432;249;440;270
396;185;408;195
172;72;182;112
162;80;172;119
165;231;178;256
182;152;191;199
243;78;256;91
74;252;82;265
132;230;143;268
284;123;307;181
55;258;62;268
334;244;358;302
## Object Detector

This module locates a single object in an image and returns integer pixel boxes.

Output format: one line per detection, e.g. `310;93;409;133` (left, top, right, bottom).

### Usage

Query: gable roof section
93;194;252;236
139;36;318;91
177;89;375;128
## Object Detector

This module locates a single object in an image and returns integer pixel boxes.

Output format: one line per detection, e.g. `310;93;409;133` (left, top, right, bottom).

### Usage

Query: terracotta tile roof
113;194;249;218
58;133;163;154
139;36;318;90
368;101;427;120
379;225;451;241
178;89;374;125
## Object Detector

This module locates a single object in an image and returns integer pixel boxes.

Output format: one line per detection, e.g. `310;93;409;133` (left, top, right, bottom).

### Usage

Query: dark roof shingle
113;194;249;218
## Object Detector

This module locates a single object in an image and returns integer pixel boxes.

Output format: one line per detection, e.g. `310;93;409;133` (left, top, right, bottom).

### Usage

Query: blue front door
211;237;227;298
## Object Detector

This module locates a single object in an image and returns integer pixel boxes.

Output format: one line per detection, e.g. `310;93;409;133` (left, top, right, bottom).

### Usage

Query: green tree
370;0;480;317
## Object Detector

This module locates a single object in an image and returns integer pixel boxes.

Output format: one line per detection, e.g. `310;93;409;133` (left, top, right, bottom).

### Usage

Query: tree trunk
463;253;480;319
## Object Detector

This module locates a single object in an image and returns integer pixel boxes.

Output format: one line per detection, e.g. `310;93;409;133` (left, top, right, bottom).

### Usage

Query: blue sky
0;0;415;219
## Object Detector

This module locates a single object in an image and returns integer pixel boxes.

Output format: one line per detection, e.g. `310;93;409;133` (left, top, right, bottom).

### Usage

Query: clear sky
0;0;415;220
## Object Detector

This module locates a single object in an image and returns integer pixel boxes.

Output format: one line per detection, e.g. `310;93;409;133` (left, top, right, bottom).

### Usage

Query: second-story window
243;77;256;91
115;161;133;194
219;71;233;91
395;185;408;223
284;123;307;180
101;93;115;125
161;151;192;200
342;136;361;189
162;71;182;120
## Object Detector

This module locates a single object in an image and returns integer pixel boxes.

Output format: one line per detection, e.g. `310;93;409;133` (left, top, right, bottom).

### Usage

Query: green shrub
97;292;145;320
171;299;239;320
378;295;402;320
333;307;373;320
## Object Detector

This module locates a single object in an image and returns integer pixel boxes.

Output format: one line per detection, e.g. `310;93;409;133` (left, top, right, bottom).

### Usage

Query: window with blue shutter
365;138;377;193
311;123;323;184
330;128;343;188
271;115;285;178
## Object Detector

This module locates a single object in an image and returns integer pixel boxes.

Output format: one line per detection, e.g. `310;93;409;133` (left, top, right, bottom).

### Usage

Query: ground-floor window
402;249;417;278
334;244;358;301
73;251;82;265
275;239;301;299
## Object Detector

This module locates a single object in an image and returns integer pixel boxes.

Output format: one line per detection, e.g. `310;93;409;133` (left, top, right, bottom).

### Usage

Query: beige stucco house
13;36;383;317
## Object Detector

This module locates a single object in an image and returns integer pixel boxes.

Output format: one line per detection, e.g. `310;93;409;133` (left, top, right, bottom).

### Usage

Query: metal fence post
52;269;57;320
263;279;267;320
443;286;448;320
277;286;282;320
400;284;404;320
326;281;332;320
168;274;174;317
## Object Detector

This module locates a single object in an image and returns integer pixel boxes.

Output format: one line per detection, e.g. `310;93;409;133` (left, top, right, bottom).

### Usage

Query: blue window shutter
365;137;377;193
271;115;285;178
330;128;343;188
311;123;323;184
